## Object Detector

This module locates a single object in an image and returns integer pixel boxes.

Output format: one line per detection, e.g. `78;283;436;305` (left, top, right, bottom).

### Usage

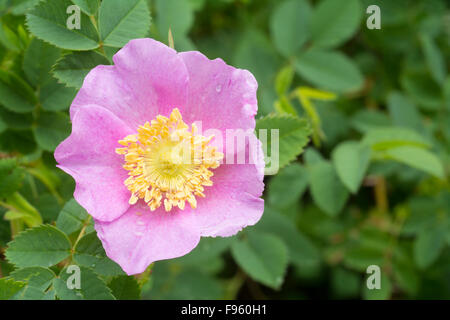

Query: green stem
135;263;154;289
224;269;246;300
374;176;388;213
10;219;23;238
73;216;91;249
66;216;92;266
27;174;38;199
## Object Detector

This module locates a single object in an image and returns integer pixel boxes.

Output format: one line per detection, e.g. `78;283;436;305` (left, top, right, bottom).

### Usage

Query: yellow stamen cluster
116;108;223;212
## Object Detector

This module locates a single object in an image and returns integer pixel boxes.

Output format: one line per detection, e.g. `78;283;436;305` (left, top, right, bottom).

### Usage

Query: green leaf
0;22;23;51
231;232;288;289
331;268;361;298
362;127;431;150
256;114;312;173
401;71;441;111
254;208;321;268
71;0;100;15
0;278;25;300
8;0;40;15
98;0;151;48
33;193;61;223
174;237;234;266
387;91;422;131
0;158;25;198
26;0;100;50
303;147;324;165
108;276;141;300
308;160;349;216
362;274;392;300
445;77;450;112
403;197;441;235
358;227;392;252
382;146;445;179
295;50;363;92
40;78;77;111
103;45;120;61
311;0;362;49
351;109;391;133
0;107;33;130
53;51;110;89
414;223;447;269
155;0;193;38
344;247;385;272
53;266;115;300
0;116;6;134
26;161;61;198
5;224;72;268
33;112;70;151
56;199;89;236
332;141;371;193
419;33;447;85
270;0;311;57
23;38;61;86
393;259;420;296
0;129;37;154
0;70;37;113
267;163;309;208
3;192;42;228
73;232;125;276
146;264;223;300
9;267;56;300
275;65;294;97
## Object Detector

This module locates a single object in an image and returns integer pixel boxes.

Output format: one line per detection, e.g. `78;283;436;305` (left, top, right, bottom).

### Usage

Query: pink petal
55;104;133;222
94;204;200;275
178;51;258;152
112;38;189;118
188;135;265;237
71;38;189;128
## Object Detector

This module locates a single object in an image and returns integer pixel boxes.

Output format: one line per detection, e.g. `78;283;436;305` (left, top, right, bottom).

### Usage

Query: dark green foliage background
0;0;449;300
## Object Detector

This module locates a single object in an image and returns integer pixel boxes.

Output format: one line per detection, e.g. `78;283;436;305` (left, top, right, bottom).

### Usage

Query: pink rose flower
54;38;265;275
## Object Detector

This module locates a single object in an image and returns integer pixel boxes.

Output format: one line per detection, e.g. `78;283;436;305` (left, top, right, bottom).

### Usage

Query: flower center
116;108;224;212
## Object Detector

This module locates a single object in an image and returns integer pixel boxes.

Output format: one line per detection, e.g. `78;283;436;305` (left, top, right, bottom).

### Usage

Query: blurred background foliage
0;0;449;300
